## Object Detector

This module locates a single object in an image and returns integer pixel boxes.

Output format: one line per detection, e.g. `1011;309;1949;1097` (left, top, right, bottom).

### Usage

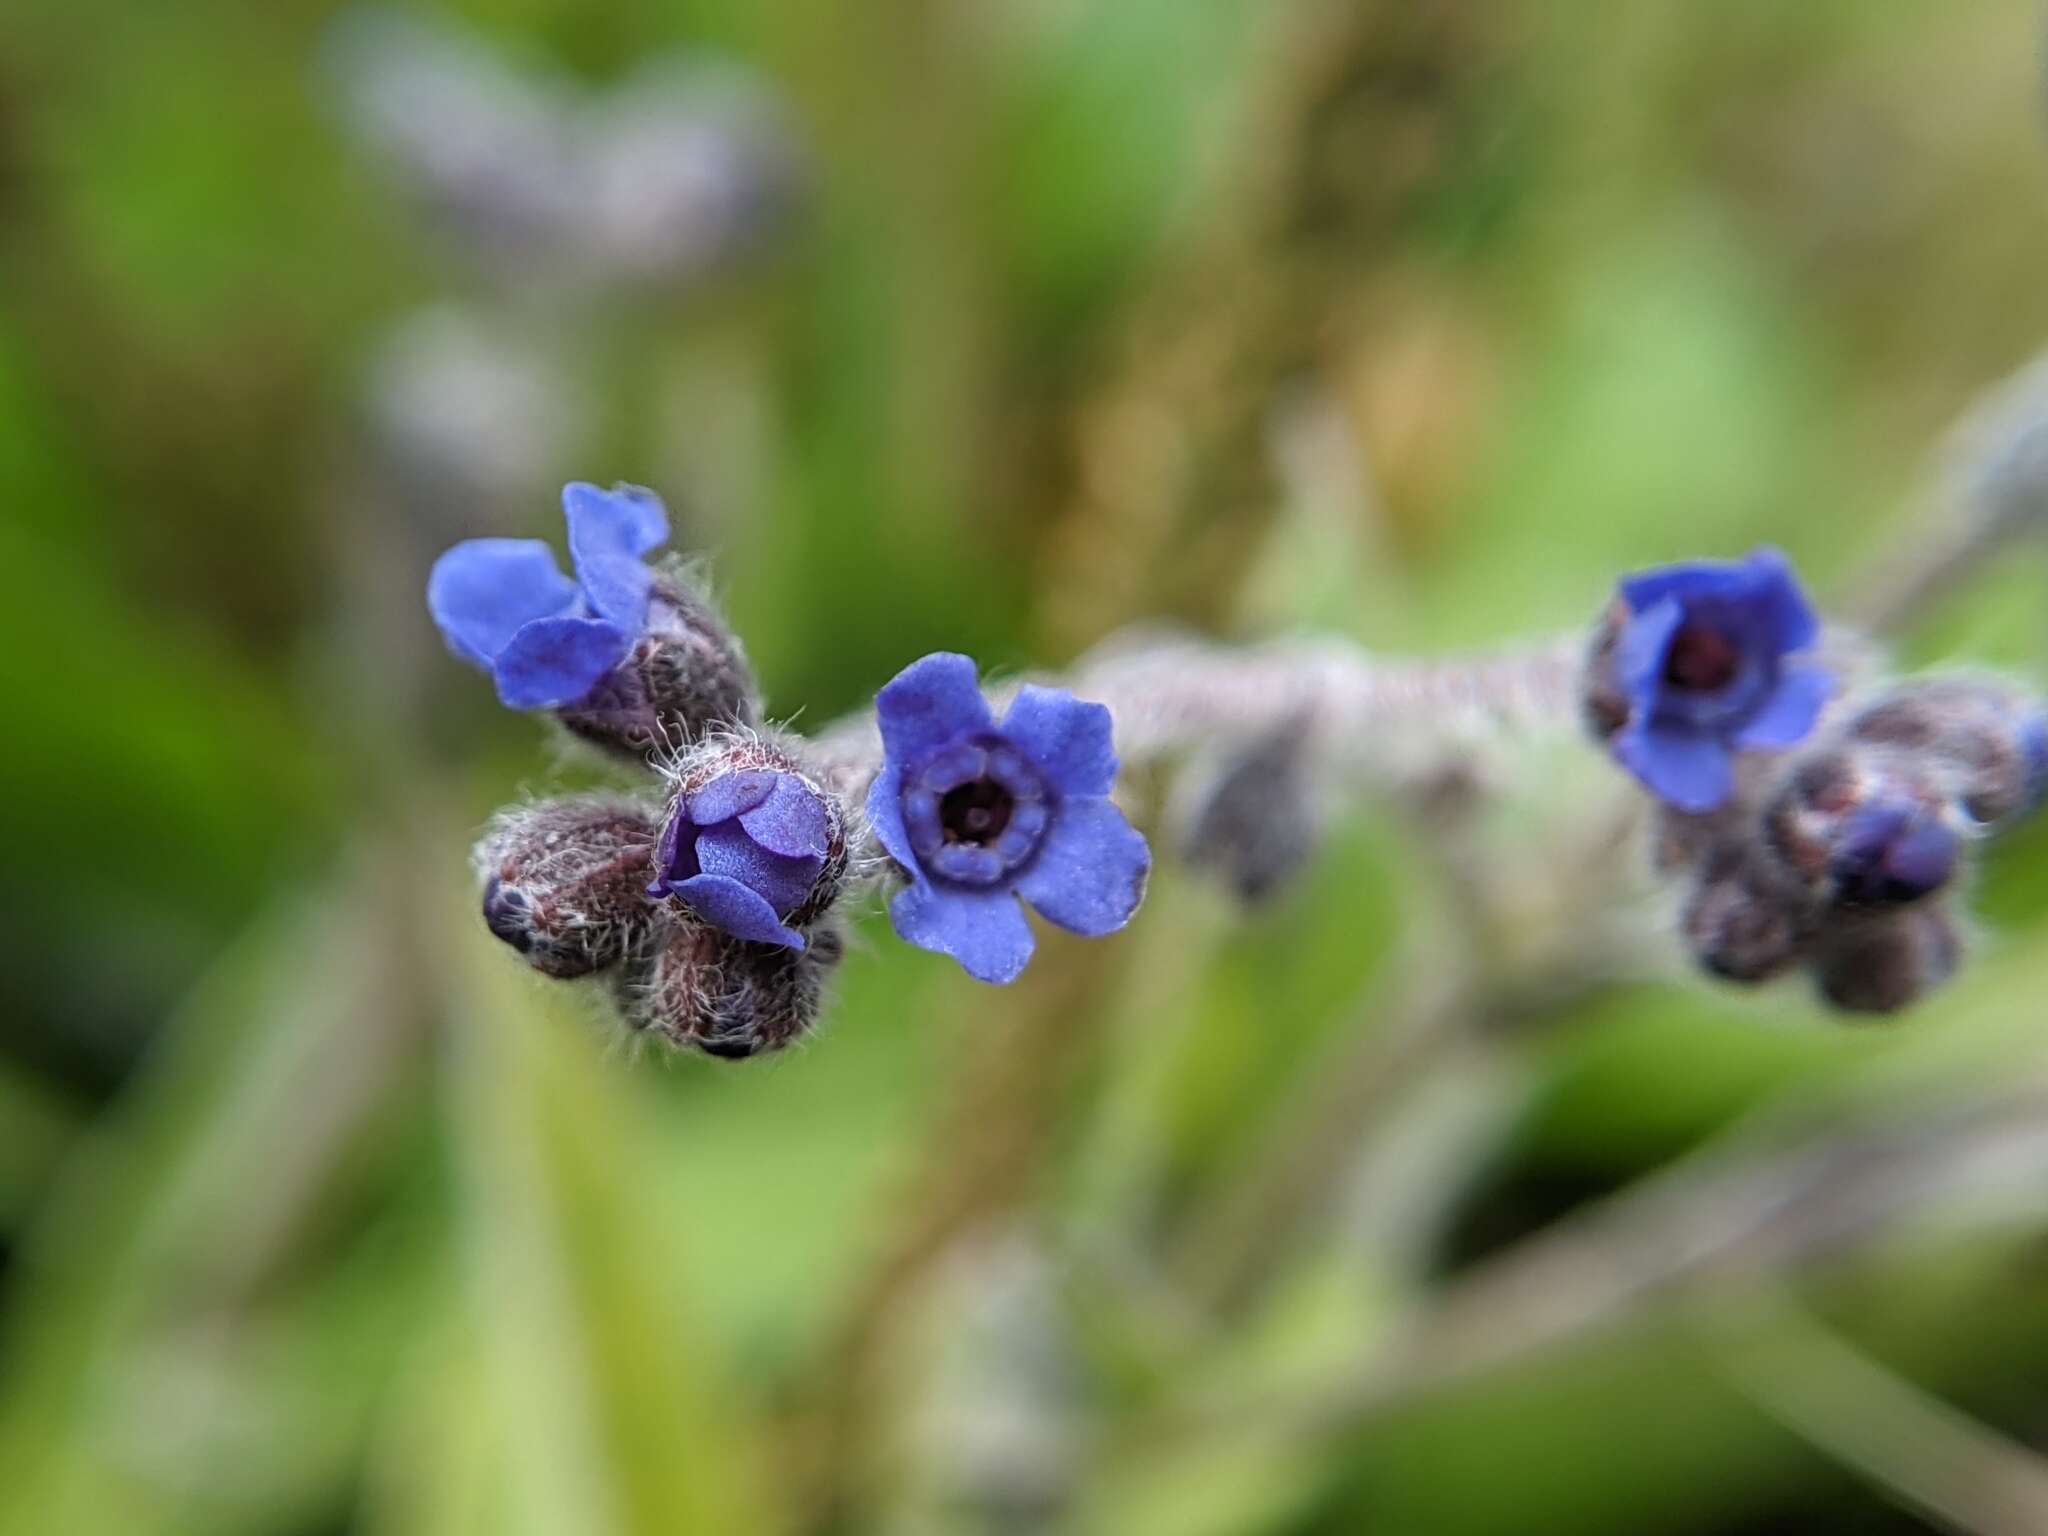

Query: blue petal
1003;685;1118;798
1618;559;1753;614
564;482;665;631
669;873;807;949
874;653;993;766
1614;596;1683;697
739;774;831;860
688;769;779;827
648;803;697;894
1734;662;1831;751
427;539;578;669
1015;796;1150;937
864;764;926;884
573;481;669;553
1832;804;1957;904
1739;547;1820;653
492;616;632;709
694;822;821;916
1613;722;1735;813
2020;714;2048;811
888;882;1035;984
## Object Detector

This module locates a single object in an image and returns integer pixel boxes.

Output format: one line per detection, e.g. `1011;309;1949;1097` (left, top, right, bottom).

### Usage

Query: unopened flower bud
1847;680;2048;828
613;919;845;1058
1177;720;1322;905
1760;747;1962;908
1828;800;1961;908
1680;849;1812;983
556;573;760;763
647;737;848;948
1809;905;1962;1016
472;798;662;978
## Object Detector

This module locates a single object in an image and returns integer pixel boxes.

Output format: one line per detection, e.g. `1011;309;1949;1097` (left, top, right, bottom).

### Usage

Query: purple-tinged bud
556;574;760;764
1760;748;1960;908
1680;850;1813;984
1177;721;1322;905
1828;801;1961;908
1810;905;1962;1016
1760;750;1868;885
646;738;847;949
613;920;845;1058
472;798;663;977
1847;680;2048;828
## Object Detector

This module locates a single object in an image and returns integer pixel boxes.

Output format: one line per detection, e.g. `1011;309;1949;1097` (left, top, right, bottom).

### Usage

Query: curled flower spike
1586;548;1832;813
866;653;1151;984
647;743;845;951
428;481;670;709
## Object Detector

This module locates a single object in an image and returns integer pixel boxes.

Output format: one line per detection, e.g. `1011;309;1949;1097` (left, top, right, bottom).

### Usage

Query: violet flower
427;481;668;708
865;653;1150;984
1608;548;1831;812
647;765;836;951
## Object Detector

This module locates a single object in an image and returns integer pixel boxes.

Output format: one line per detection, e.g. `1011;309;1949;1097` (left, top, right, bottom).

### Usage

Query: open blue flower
427;482;669;709
647;766;834;951
865;653;1150;984
1610;548;1831;813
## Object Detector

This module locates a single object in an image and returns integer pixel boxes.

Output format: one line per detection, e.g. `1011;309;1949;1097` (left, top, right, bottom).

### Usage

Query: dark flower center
941;779;1013;844
1663;623;1740;692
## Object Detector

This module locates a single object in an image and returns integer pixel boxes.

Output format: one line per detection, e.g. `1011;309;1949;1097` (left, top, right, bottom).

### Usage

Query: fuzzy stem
805;630;1583;807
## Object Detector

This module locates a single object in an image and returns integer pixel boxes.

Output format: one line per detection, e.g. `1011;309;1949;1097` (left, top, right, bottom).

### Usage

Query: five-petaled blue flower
865;653;1150;984
1610;548;1831;813
648;767;834;951
427;482;668;709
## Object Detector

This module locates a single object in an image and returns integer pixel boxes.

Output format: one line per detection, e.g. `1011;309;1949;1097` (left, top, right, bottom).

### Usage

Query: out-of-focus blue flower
647;766;833;951
427;482;668;708
865;653;1150;984
1829;799;1960;907
1609;548;1830;812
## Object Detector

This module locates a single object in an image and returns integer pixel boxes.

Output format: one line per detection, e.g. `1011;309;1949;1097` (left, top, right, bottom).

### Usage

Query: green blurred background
8;2;2048;1532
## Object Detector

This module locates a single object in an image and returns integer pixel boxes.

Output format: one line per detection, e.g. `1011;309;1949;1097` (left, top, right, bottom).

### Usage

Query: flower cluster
439;486;2045;1047
1584;551;2048;1014
432;485;1153;1055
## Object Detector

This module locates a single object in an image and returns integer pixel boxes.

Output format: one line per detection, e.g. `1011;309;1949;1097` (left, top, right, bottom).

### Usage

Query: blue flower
647;764;836;951
865;653;1150;984
1608;548;1831;813
427;481;669;709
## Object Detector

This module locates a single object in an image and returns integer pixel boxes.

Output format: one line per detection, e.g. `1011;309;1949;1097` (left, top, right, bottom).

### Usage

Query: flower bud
647;737;848;948
472;798;662;978
555;574;760;764
1847;680;2048;828
1679;849;1812;983
1177;722;1322;905
612;919;845;1058
1759;747;1962;909
1828;800;1961;908
1809;905;1961;1016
